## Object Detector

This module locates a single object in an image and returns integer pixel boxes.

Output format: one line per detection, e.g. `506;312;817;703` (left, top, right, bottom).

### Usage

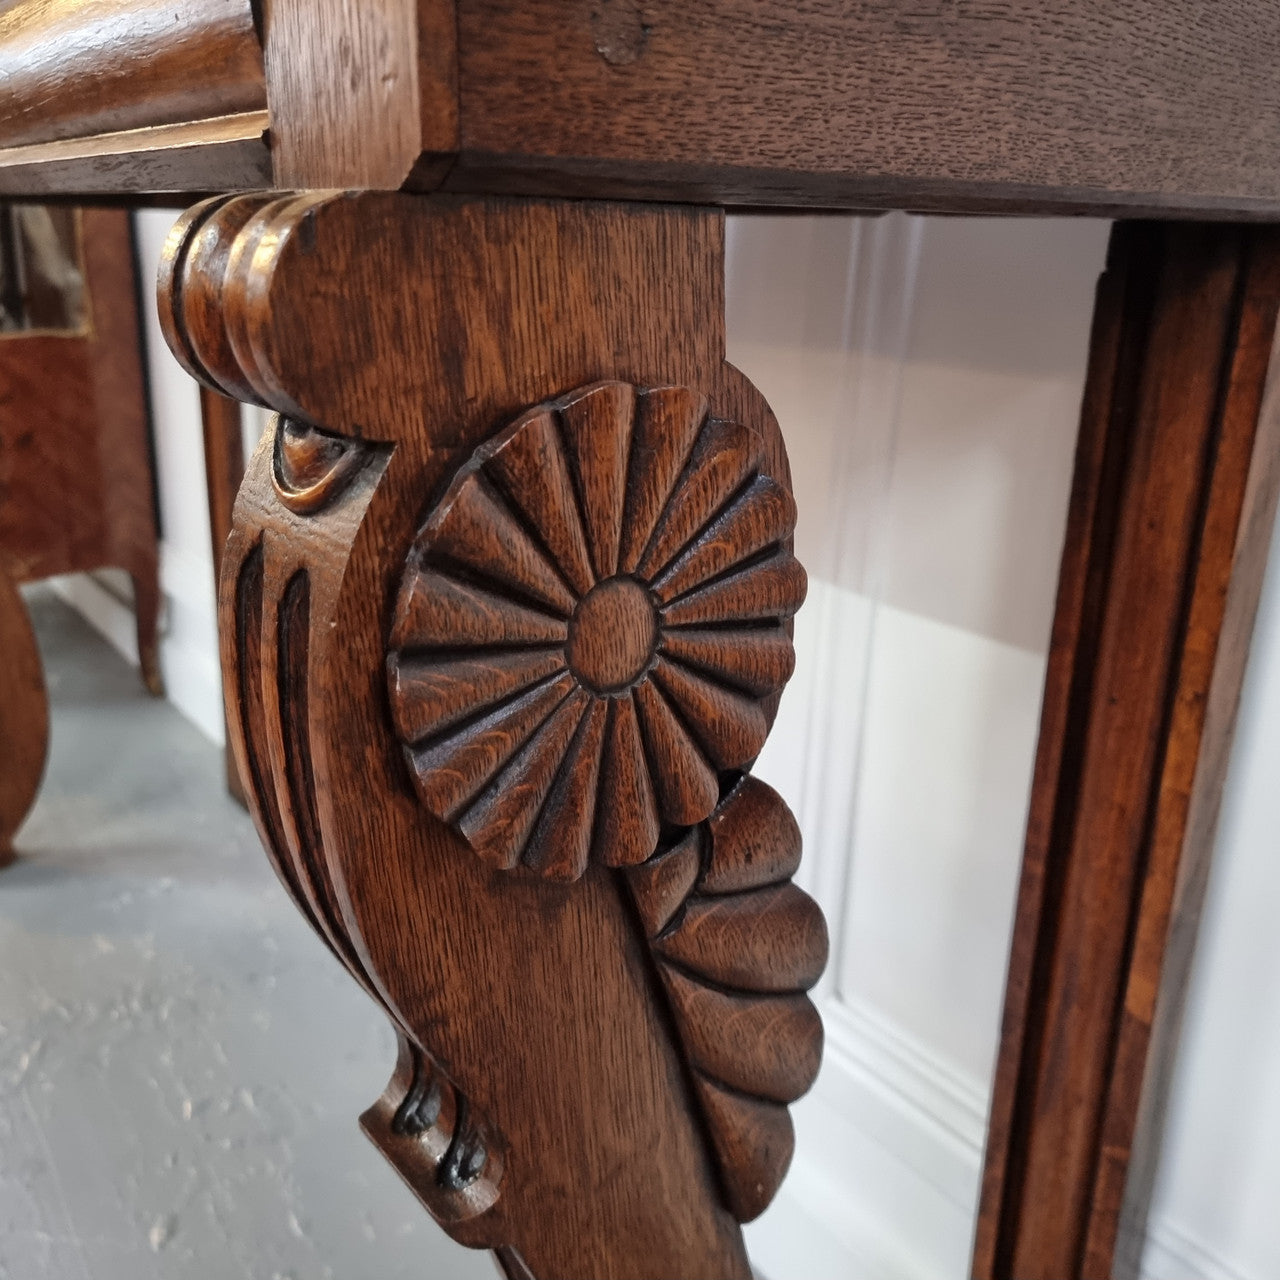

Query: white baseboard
749;993;1253;1280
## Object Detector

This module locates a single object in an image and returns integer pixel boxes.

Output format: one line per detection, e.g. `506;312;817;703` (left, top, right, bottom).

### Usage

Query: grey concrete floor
1;591;495;1280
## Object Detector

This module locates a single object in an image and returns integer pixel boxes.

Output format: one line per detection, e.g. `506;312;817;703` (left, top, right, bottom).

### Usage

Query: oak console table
2;4;1278;1277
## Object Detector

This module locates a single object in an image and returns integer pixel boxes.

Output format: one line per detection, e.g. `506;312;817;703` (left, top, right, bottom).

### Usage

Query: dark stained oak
386;379;805;879
7;2;1280;215
0;554;46;862
1103;230;1280;1280
0;0;265;149
974;223;1280;1280
0;111;271;198
446;0;1280;218
0;4;1275;1272
158;190;827;1278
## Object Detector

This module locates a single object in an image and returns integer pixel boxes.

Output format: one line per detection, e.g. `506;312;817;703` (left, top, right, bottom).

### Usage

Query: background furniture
0;552;45;864
198;382;248;803
0;203;161;856
2;4;1278;1277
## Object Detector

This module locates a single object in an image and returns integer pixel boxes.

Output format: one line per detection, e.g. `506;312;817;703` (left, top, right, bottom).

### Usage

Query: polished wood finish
0;0;264;148
262;0;456;189
5;2;1280;217
0;111;271;198
0;554;47;861
199;382;246;802
386;378;805;877
158;190;826;1278
449;1;1280;217
0;2;1275;1271
975;222;1280;1280
0;207;162;693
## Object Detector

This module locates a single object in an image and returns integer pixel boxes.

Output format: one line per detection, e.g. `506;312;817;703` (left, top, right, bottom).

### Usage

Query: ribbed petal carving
625;776;828;1222
387;381;807;879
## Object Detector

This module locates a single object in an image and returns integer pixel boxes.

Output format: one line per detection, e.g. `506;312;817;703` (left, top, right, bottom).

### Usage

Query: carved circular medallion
566;576;658;692
387;380;806;881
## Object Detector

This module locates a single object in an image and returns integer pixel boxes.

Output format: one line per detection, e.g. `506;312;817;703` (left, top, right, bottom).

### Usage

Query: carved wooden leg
0;555;47;864
157;192;827;1278
975;223;1280;1280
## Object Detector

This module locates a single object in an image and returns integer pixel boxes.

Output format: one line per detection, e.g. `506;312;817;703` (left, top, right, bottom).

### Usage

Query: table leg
976;223;1280;1280
156;191;828;1278
199;382;248;803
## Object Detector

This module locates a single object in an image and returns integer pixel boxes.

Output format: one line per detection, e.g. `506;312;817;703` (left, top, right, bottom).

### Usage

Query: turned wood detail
158;189;825;1278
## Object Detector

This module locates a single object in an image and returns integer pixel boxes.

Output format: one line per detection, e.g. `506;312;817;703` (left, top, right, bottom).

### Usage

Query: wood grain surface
262;0;457;188
4;2;1280;213
0;112;271;199
448;0;1280;217
158;190;825;1277
975;222;1280;1280
0;0;265;149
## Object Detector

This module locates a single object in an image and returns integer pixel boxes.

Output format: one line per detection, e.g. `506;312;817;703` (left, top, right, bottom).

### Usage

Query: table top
2;0;1279;218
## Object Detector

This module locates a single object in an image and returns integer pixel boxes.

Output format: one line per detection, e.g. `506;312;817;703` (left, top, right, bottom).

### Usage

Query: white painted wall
733;212;1110;1279
56;209;1280;1280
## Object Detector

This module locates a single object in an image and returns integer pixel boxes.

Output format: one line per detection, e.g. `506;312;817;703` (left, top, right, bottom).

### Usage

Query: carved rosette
387;380;807;880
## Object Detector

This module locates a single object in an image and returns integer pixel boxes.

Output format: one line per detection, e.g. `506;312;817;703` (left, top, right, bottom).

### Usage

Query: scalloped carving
626;775;828;1222
387;381;807;880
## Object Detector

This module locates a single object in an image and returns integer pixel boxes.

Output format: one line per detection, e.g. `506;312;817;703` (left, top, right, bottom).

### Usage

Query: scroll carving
159;189;824;1278
226;423;507;1225
627;774;827;1221
272;417;370;514
387;379;806;880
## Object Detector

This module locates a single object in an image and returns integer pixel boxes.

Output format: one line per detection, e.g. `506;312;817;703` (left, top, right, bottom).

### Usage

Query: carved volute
159;190;826;1280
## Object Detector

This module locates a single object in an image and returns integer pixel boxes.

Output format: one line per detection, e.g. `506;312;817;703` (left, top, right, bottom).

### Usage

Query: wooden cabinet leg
198;383;248;803
0;556;47;863
157;192;827;1278
975;224;1280;1280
